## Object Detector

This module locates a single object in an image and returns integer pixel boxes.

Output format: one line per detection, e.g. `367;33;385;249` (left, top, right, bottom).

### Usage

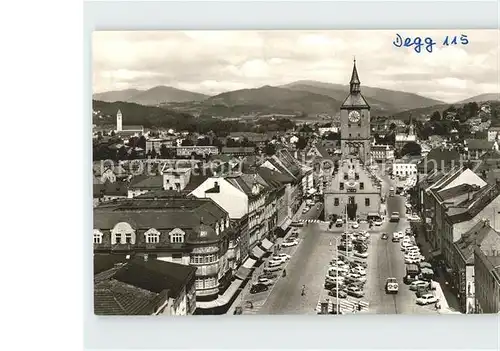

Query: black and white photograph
91;29;500;316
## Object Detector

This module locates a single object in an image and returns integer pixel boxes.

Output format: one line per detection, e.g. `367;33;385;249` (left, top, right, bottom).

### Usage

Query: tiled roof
341;93;370;108
446;184;500;224
418;148;461;172
94;279;163;315
454;220;492;264
258;166;294;185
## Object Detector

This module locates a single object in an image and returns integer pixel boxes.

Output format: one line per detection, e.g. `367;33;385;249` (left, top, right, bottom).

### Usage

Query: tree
137;135;147;149
296;136;308;150
400;141;422;156
430;111;442;121
264;142;276;156
181;138;194;146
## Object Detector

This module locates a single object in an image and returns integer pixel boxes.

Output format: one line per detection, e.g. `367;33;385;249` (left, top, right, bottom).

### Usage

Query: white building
487;127;500;142
392;155;421;177
371;144;395;163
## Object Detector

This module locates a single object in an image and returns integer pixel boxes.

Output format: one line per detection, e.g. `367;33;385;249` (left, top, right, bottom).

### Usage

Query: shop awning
279;217;292;231
307;188;317;195
235;266;251;280
251;246;266;259
242;257;256;269
260;238;274;251
196;279;244;309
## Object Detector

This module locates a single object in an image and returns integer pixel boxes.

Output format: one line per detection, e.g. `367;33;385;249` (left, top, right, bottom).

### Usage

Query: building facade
370;144;395;163
474;239;500;314
324;158;381;221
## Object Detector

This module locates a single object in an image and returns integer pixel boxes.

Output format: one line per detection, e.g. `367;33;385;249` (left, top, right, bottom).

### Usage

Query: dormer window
145;228;160;244
93;229;103;244
111;222;136;245
215;223;220;235
169;228;185;243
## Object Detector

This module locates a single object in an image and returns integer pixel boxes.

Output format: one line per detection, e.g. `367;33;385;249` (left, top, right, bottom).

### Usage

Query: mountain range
93;81;498;118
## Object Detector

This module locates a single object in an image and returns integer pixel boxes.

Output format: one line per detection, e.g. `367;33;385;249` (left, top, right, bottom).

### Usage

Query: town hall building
324;59;382;222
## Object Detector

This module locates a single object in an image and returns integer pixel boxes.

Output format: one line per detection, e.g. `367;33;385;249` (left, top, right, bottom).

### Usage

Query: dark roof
258;166;293;186
93;198;228;232
93;180;128;198
134;190;186;199
417;148;461;172
341;93;370;108
94;254;131;275
466;139;494;150
129;175;164;190
446;184;500;224
122;125;144;131
110;257;196;296
221;146;255;154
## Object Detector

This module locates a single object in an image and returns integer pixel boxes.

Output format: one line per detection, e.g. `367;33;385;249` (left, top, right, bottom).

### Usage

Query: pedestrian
358;302;362;311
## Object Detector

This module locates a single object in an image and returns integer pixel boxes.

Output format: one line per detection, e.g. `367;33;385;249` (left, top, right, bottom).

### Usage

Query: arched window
144;228;160;244
111;222;136;245
93;229;103;244
169;228;185;243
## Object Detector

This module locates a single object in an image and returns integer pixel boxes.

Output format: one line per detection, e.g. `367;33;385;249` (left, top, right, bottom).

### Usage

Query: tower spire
350;58;360;93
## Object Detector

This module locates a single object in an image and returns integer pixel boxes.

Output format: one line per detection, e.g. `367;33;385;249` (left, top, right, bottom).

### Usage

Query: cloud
92;30;499;103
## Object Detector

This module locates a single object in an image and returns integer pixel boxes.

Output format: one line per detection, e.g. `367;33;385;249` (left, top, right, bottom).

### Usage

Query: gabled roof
455;220;493;264
341;93;370;109
257;166;292;187
446;184;500;224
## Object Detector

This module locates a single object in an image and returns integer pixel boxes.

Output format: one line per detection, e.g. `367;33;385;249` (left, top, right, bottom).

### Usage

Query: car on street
346;273;367;283
416;293;438;305
416;285;431;298
259;272;277;280
268;259;283;268
390;211;400;222
257;277;274;286
290;221;304;227
381;233;388;240
335;219;344;227
347;286;365;298
404;257;422;264
302;207;310;214
385;277;399;294
306;199;315;206
354;251;368;258
282;239;299;247
328;266;349;275
351;267;366;276
373;219;384;226
325;275;346;286
351;222;360;229
392;232;402;242
338;244;354;252
250;283;269;294
405;228;412;236
404;246;420;255
410;280;430;291
328;287;348;298
273;253;291;261
407;214;421;222
263;265;281;273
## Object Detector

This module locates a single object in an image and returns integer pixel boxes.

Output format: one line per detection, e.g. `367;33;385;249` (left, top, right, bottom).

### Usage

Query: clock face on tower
348;110;361;123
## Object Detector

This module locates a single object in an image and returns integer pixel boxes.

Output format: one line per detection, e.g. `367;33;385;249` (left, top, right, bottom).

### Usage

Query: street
364;194;438;314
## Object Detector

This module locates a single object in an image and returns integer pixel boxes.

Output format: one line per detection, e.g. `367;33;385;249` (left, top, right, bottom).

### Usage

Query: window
359;182;364;190
145;229;160;244
93;230;103;244
169;228;185;243
334;198;339;206
125;233;133;244
190;254;218;264
195;279;204;289
166;179;170;183
349;133;352;137
348;124;351;128
340;182;344;190
365;198;370;206
355;173;359;180
114;233;122;244
343;173;348;180
348;196;355;204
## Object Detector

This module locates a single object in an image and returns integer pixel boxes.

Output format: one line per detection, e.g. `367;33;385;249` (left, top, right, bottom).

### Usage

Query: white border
84;1;500;350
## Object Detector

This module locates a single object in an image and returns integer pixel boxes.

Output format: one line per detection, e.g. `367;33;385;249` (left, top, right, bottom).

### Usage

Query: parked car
263;266;281;273
390;211;400;222
257;277;274;286
416;293;438;305
347;286;365;298
381;233;388;240
346;273;367;283
259;272;278;280
385;277;399;294
409;280;430;291
272;253;291;262
354;251;368;258
282;239;299;247
328;287;348;298
416;285;431;298
268;259;283;268
250;283;269;294
335;219;344;227
351;267;366;276
351;222;360;229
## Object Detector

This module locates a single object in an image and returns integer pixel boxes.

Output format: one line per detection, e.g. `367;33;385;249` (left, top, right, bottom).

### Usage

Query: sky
93;30;499;103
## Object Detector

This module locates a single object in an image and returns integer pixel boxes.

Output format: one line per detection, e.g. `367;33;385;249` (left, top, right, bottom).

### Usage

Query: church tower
340;59;371;163
116;109;123;132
